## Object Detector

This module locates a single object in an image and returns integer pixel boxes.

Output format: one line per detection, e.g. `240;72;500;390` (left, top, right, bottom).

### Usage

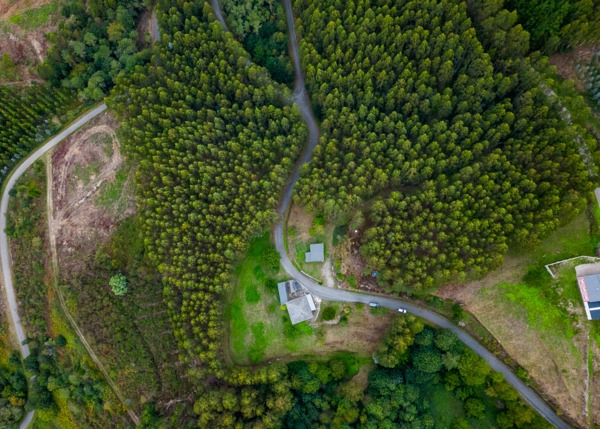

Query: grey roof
580;274;600;302
305;243;324;262
575;263;600;277
286;295;315;325
306;294;316;311
278;282;289;305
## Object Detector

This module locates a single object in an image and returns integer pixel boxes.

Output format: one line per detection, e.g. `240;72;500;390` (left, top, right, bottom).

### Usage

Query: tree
109;273;127;296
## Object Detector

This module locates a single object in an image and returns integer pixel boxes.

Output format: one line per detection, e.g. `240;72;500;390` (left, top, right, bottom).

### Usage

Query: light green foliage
221;0;274;38
0;53;17;81
109;273;127;296
9;3;57;30
374;315;424;367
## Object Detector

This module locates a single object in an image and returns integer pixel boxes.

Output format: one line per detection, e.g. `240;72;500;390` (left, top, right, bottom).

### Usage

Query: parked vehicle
369;302;379;308
397;308;407;313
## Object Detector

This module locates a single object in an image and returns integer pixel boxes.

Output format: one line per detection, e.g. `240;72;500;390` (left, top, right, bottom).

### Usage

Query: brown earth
549;44;600;92
49;112;136;274
0;22;52;84
0;0;57;84
320;305;393;354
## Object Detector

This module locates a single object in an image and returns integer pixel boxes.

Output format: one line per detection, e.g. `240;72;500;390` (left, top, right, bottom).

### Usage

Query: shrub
322;307;336;321
109;273;127;296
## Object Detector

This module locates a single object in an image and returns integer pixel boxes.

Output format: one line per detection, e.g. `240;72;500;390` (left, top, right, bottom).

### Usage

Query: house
305;243;325;263
286;294;316;324
575;263;600;320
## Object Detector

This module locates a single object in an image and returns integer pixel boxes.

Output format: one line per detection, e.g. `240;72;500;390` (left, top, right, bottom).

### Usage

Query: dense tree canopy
38;0;150;100
503;0;600;52
109;0;306;373
222;0;295;86
0;86;77;185
193;322;551;429
292;0;593;292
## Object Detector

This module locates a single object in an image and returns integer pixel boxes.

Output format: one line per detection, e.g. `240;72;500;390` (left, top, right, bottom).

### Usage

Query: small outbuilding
305;243;325;263
278;280;302;305
575;263;600;320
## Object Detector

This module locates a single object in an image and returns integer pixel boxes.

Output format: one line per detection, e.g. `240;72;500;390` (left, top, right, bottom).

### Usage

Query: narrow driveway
272;0;571;428
0;104;106;428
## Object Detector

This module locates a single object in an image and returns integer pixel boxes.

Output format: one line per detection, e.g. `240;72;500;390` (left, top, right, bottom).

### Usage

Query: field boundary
545;255;600;278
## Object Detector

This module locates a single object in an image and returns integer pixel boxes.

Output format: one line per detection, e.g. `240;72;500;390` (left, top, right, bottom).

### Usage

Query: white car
397;308;407;313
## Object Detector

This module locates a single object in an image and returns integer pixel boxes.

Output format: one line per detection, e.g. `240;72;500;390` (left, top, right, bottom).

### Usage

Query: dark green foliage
25;337;105;416
0;359;27;428
262;244;281;272
321;306;336;321
38;0;149;99
223;0;294;86
0;86;78;185
265;278;278;293
194;322;552;429
503;0;600;52
294;0;592;293
108;0;306;376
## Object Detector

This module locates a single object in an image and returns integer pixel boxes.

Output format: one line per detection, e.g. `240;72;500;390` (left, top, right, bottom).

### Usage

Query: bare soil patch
50;112;136;274
549;44;600;92
0;20;53;83
319;305;393;354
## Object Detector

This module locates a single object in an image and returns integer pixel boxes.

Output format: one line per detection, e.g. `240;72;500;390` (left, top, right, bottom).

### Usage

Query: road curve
273;1;570;428
0;104;107;428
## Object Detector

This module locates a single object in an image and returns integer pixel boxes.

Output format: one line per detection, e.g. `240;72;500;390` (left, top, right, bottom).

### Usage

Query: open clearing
50;112;135;274
437;210;599;427
0;1;57;83
226;233;394;365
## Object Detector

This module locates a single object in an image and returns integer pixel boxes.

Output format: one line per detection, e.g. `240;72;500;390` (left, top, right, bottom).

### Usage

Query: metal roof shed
278;282;289;305
305;243;325;262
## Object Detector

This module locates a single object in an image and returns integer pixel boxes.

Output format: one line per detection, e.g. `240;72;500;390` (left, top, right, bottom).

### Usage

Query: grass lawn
227;234;396;364
227;233;315;364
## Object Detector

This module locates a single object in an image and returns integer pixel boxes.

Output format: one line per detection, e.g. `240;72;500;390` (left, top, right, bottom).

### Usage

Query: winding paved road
269;0;572;428
0;105;107;428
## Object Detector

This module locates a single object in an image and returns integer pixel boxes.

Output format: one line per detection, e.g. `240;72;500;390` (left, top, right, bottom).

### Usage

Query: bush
322;307;336;321
109;273;127;296
265;278;277;293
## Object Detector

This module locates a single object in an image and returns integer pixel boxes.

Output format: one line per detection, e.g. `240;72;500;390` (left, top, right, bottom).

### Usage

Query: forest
0;86;79;185
193;317;551;429
220;0;294;86
38;0;151;100
504;0;600;52
292;0;595;292
108;0;307;374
